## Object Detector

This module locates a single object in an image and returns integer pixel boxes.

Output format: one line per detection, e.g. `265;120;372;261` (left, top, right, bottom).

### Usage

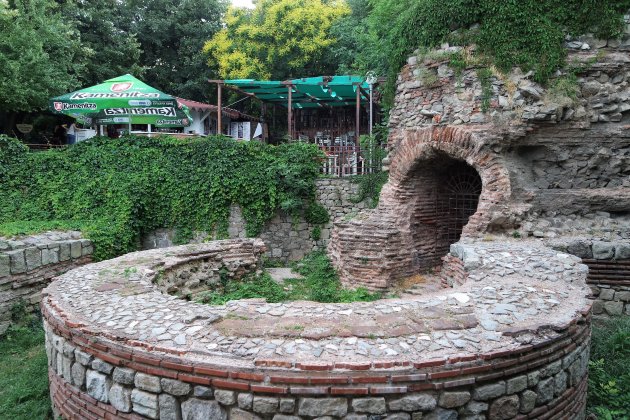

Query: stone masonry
43;238;591;419
329;18;630;291
0;231;93;334
142;178;369;262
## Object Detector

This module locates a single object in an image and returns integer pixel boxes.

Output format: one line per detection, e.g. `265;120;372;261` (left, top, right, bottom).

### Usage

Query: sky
231;0;254;8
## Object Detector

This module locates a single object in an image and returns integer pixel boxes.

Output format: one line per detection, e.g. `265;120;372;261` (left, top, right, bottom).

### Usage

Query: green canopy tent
212;76;373;138
49;74;193;132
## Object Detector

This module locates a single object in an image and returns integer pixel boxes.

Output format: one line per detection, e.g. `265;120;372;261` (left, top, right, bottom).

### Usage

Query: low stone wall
142;178;369;262
0;231;93;334
43;239;592;419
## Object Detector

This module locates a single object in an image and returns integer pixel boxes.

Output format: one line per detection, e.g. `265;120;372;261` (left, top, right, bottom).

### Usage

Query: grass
0;324;51;420
587;316;630;420
0;220;89;237
196;251;381;305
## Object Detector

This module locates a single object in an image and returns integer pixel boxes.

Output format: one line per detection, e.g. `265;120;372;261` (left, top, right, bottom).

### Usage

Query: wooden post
287;85;293;139
355;83;360;139
217;83;223;135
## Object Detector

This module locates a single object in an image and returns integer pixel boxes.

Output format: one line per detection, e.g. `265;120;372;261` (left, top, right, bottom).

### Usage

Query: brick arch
329;126;512;290
385;126;512;235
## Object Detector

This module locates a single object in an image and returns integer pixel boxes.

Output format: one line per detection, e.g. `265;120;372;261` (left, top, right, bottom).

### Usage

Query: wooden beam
287;85;293;139
355;84;360;137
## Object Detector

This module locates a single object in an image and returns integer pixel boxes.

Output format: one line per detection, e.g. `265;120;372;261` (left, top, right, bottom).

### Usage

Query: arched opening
409;152;482;271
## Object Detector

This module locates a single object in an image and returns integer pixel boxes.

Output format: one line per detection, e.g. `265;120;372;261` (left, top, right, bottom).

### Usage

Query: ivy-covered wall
0;135;323;261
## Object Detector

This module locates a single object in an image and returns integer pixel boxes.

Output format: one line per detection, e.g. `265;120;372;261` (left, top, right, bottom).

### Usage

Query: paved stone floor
45;239;591;369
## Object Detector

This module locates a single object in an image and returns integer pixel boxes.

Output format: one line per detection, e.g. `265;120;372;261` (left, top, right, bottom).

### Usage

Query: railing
319;144;385;177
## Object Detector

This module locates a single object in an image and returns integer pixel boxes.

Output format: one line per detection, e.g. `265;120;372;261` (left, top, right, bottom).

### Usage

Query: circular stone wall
43;238;592;420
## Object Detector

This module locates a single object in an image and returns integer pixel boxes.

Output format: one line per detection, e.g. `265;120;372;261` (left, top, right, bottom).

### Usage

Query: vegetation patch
0;134;323;260
587;316;630;419
195;252;380;305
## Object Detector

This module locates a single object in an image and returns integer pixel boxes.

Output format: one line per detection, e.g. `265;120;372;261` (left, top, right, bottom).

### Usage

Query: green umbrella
49;74;193;127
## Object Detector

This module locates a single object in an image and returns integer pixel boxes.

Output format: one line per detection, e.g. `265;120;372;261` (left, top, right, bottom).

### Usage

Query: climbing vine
0;135;323;260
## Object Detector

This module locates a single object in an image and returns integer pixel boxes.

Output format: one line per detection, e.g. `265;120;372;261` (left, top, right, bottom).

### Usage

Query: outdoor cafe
210;75;383;177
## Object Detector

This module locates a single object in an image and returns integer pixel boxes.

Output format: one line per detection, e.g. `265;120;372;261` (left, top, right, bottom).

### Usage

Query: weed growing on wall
0;135;324;260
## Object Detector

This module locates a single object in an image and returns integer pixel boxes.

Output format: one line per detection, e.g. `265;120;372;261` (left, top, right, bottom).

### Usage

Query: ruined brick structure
330;37;630;291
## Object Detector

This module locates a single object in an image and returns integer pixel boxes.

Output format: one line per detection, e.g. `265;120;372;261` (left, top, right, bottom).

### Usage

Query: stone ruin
40;19;630;420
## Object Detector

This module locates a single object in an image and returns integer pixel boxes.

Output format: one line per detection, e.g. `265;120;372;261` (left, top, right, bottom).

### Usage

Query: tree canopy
204;0;350;80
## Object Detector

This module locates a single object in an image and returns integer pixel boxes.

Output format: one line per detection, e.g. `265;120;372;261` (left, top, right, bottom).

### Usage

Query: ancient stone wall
142;178;369;262
0;232;93;334
42;239;592;419
330;22;630;290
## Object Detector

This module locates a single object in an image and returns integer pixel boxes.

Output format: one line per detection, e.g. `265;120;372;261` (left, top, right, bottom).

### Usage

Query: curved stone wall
43;239;591;419
0;231;93;334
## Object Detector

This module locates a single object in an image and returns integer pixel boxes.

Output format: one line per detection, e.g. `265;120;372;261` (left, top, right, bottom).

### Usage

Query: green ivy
358;0;630;105
0;135;323;260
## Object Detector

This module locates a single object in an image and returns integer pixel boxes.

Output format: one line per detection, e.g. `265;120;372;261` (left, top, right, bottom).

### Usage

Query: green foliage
204;0;350;80
127;0;227;101
0;325;51;419
334;0;630;105
304;202;330;225
0;0;84;113
197;252;380;305
588;317;630;419
351;135;388;207
289;252;380;303
477;67;494;113
0;135;323;260
311;226;321;241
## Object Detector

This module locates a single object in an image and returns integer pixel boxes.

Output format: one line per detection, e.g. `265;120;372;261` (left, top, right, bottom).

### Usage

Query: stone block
62;355;73;381
161;378;191;396
599;288;615;300
131;389;159;419
520;390;537;413
422;408;457;420
71;362;86;388
462;401;488;415
438;391;471;408
489;395;519;420
135;372;162;392
42;248;58;265
473;381;506;401
91;358;114;374
604;300;624;315
70;241;82;259
272;415;301;420
567;241;592;259
382;413;411;420
181;399;226;420
74;349;93;366
58;242;71;261
388;393;437;412
193;386;213;399
113;367;136;385
215;390;237;406
536;377;555;405
298;398;348;417
592;300;604;314
86;370;111;403
230;408;262;420
616;291;630;302
109;384;132;413
24;247;41;271
7;250;26;274
279;398;295;413
253;396;279;414
615;243;630;259
592;241;615;259
159;393;181;420
0;254;10;277
238;393;253;409
506;375;528;394
554;370;568;396
352;397;387;414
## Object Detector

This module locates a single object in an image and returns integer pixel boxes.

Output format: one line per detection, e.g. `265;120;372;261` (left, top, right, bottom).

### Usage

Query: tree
128;0;228;101
64;0;145;87
204;0;350;80
0;0;84;116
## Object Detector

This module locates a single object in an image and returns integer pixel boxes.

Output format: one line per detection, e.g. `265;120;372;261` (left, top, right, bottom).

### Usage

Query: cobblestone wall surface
0;231;93;334
142;178;369;262
330;21;630;290
42;239;591;419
